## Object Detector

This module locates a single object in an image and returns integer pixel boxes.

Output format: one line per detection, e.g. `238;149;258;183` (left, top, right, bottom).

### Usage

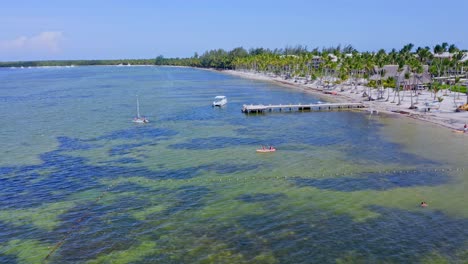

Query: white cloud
0;31;64;53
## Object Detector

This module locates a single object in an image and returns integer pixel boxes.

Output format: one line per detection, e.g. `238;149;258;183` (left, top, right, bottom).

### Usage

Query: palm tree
452;51;465;100
433;44;445;77
417;46;432;65
375;51;387;100
385;76;395;101
400;43;414;55
433;44;443;54
392;62;405;105
338;57;348;80
378;68;386;99
453;76;461;104
348;53;362;93
363;54;376;100
388;49;398;64
448;44;459;54
441;42;449;52
408;59;423;109
318;53;332;88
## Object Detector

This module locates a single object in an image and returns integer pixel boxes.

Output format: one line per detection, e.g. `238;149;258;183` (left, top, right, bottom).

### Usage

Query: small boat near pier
213;95;227;107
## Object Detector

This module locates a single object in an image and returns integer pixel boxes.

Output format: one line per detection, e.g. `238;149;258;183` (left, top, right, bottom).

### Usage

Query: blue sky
1;0;467;61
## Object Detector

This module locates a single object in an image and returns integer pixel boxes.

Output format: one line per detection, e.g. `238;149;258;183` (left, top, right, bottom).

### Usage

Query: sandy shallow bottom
1;66;467;263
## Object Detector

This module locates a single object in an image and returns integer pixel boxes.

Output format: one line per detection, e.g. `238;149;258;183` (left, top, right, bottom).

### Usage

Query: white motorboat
212;95;227;107
132;96;149;123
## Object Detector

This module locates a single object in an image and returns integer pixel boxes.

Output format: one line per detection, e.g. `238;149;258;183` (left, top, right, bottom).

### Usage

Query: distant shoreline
0;64;197;69
2;64;157;68
0;59;156;68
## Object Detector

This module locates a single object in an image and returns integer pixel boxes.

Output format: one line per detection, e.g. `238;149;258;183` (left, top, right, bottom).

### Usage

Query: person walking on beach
464;123;467;133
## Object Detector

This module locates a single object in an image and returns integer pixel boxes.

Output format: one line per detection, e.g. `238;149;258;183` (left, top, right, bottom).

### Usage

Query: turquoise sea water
0;66;467;263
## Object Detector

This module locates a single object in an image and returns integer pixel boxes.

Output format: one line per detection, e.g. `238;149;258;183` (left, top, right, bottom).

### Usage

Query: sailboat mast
136;96;141;118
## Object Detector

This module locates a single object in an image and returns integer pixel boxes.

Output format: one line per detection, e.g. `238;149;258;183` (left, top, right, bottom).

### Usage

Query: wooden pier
242;102;365;114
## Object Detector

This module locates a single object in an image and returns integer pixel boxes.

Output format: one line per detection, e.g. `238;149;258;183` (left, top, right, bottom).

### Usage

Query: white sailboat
133;96;149;123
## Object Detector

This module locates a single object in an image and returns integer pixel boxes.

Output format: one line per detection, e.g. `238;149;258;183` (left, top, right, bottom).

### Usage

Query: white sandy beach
222;70;468;133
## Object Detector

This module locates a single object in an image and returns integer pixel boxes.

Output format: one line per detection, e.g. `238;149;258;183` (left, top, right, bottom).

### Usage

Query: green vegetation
2;43;467;104
432;83;467;94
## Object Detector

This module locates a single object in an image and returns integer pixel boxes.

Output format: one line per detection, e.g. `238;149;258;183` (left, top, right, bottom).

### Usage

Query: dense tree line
2;43;466;90
2;43;466;105
4;43;466;79
179;43;466;105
